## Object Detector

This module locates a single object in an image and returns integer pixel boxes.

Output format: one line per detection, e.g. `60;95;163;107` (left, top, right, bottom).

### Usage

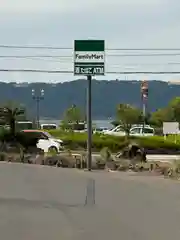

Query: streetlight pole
32;89;44;129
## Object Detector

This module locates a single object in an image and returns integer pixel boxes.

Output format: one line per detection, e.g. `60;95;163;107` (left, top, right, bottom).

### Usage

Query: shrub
60;135;128;152
48;130;180;152
100;147;112;161
0;129;38;151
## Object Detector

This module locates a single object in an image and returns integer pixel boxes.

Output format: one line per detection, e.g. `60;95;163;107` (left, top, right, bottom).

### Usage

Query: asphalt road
0;163;180;239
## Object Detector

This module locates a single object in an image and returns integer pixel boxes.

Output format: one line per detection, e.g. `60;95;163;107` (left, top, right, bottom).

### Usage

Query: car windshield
42;131;53;138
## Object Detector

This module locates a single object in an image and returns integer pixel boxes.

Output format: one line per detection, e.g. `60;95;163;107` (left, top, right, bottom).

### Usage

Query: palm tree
0;102;25;138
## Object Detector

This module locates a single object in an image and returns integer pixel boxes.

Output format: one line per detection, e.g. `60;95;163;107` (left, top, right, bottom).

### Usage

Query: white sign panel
74;40;105;76
163;122;179;134
74;52;105;63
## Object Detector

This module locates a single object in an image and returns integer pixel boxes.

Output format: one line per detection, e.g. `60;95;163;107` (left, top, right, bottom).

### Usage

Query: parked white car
129;126;154;137
103;125;125;136
21;130;64;153
103;125;154;137
93;127;109;134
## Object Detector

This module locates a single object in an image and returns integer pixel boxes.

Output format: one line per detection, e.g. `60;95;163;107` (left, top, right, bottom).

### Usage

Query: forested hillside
0;80;179;119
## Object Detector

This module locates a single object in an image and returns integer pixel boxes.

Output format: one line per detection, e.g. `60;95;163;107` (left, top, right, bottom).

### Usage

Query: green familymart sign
74;40;105;76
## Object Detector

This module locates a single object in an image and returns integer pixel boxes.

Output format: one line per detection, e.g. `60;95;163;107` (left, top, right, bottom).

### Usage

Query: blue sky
0;0;180;82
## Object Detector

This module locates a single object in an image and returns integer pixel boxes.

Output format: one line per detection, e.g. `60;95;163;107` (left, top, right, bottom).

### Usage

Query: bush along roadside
1;128;179;154
48;131;180;153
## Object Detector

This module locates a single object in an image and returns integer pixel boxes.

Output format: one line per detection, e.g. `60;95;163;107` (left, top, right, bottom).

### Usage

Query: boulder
44;155;59;166
105;160;117;171
115;143;147;163
57;154;76;168
0;152;8;161
42;153;76;168
25;147;43;155
1;142;22;154
82;155;106;170
7;153;22;163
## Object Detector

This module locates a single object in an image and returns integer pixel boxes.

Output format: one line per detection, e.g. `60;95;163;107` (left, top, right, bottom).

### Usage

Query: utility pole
141;80;148;132
32;89;44;129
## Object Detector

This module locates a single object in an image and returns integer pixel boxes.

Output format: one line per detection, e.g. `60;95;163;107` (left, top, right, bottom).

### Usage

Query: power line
107;48;180;51
1;44;180;51
4;56;180;67
0;55;70;58
108;53;180;57
2;55;180;67
0;45;72;50
0;69;180;74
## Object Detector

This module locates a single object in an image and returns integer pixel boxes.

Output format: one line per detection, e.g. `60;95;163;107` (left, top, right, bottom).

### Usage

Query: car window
43;132;53;138
114;126;123;132
40;132;49;139
130;127;141;134
143;128;154;134
22;131;46;139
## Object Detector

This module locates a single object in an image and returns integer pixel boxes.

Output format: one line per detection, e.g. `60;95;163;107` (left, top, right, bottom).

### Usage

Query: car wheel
48;146;58;154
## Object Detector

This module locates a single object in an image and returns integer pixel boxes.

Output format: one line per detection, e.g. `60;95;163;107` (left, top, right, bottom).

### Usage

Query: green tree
168;97;180;122
61;105;85;131
0;102;26;137
111;120;120;127
116;104;141;135
150;108;173;126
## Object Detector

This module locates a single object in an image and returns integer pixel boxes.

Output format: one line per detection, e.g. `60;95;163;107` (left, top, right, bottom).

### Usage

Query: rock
0;152;8;161
23;154;33;164
26;147;43;155
7;153;21;163
115;144;147;163
42;153;76;168
105;161;117;171
57;154;76;168
117;159;131;171
35;155;45;165
82;155;106;170
44;155;59;166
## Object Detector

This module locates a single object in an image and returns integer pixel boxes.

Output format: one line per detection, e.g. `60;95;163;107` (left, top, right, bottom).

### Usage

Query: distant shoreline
39;119;113;128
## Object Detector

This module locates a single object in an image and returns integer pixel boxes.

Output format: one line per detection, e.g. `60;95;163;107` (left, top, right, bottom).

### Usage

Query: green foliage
100;147;112;161
61;105;85;131
60;120;73;131
0;128;38;149
150;97;180;126
111;120;120;127
0;102;26;137
116;104;142;134
1;80;180;119
47;147;58;156
168;97;180;122
48;130;180;152
150;108;173;126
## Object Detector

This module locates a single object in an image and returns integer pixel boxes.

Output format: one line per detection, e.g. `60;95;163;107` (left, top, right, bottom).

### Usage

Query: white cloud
0;0;58;12
0;0;166;13
0;0;179;82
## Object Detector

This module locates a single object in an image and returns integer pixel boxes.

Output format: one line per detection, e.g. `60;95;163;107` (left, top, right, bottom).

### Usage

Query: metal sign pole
74;40;105;171
87;75;92;171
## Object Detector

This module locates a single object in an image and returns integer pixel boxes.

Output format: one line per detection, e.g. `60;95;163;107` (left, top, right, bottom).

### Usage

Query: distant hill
0;80;179;119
